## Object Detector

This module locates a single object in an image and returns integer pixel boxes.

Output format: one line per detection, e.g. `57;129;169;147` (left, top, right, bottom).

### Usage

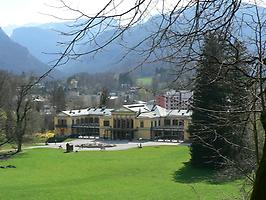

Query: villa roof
61;108;113;117
137;112;158;119
58;103;192;118
167;110;192;117
123;103;150;113
111;107;135;113
124;103;191;119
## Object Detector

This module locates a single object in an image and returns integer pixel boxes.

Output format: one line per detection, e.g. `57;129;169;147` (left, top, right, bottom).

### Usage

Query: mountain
11;19;118;66
63;22;170;76
11;19;166;76
2;25;19;36
11;26;62;65
0;27;49;75
9;4;266;77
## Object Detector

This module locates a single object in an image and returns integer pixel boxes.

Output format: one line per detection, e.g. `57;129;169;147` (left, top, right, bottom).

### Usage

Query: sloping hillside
0;27;49;75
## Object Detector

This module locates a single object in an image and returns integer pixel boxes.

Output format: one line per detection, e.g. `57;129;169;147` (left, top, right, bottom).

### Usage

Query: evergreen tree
100;88;109;107
190;32;249;168
51;86;66;113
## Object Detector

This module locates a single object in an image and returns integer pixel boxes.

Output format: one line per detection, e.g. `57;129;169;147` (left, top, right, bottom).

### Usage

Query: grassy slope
0;146;242;200
0;142;45;152
136;77;153;86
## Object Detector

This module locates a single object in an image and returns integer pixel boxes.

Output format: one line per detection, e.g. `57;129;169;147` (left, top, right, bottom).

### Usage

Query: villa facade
54;103;192;141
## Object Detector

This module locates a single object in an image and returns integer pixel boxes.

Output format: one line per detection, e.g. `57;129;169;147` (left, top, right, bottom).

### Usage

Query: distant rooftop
58;103;191;118
61;107;114;117
124;103;191;118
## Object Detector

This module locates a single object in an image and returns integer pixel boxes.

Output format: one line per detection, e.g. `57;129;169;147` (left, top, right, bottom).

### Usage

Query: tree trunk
250;111;266;199
16;138;22;153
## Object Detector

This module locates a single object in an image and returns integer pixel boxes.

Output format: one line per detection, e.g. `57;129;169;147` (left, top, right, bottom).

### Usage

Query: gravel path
27;139;189;151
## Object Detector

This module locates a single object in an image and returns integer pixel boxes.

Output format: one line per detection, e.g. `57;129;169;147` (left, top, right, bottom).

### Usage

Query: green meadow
136;77;153;86
0;146;242;200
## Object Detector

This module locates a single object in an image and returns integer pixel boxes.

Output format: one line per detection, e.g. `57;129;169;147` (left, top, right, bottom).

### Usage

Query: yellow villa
54;103;192;141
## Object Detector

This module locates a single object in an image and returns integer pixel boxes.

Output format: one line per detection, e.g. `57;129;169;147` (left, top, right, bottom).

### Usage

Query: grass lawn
136;77;153;86
0;142;45;152
0;146;243;200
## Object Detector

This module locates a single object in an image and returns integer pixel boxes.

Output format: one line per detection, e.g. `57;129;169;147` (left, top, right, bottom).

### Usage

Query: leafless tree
0;0;265;198
45;0;266;198
0;74;34;156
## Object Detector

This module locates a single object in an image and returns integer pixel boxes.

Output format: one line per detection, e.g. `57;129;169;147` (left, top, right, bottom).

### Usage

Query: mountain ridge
9;4;266;77
0;27;50;75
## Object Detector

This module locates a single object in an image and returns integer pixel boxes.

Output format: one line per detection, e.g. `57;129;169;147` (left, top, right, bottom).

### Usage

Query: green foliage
136;77;153;86
190;32;250;168
0;146;242;200
0;108;7;137
100;87;109;107
50;85;66;113
119;72;133;86
46;135;68;143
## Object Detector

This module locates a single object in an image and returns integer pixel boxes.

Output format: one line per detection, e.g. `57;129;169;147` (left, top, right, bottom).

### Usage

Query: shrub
46;135;68;143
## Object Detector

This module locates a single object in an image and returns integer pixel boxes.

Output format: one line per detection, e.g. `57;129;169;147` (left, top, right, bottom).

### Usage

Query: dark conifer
190;32;249;168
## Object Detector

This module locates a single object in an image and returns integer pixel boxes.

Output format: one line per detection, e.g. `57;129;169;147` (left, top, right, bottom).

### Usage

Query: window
154;121;157;127
164;119;171;126
103;120;110;126
94;118;99;124
57;119;66;125
76;119;80;124
57;119;67;125
81;118;84;124
140;121;144;128
89;117;93;123
173;119;178;126
151;121;153;127
131;119;134;128
158;120;161;126
121;119;126;128
85;117;89;124
179;120;184;127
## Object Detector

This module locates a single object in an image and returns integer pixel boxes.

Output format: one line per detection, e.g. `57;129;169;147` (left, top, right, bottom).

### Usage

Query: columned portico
109;107;137;140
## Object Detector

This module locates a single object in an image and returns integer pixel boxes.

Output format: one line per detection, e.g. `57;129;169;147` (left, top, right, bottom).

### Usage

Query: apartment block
155;90;193;110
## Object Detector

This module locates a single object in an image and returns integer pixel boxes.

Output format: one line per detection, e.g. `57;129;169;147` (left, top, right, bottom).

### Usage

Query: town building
54;103;192;141
155;90;193;110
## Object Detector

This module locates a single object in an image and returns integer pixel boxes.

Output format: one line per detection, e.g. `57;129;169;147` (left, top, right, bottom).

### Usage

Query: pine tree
100;88;109;107
190;32;249;168
52;86;66;113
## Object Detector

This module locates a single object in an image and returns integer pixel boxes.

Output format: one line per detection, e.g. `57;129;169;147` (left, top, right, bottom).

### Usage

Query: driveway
41;139;187;151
